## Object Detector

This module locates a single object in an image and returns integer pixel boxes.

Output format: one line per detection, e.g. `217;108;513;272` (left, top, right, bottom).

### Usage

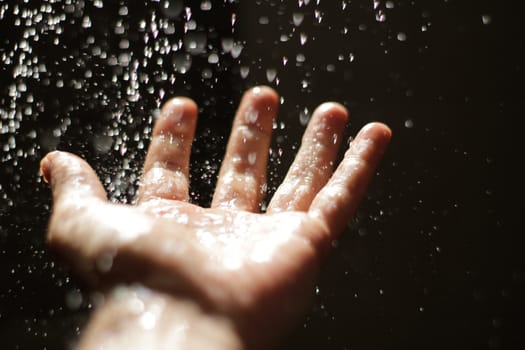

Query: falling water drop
397;32;407;41
293;12;304;27
161;0;184;19
200;0;212;11
300;32;308;45
481;14;492;25
266;68;277;83
240;66;250;78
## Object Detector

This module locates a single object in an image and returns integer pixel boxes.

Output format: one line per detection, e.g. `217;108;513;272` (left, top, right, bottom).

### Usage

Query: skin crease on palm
40;86;391;350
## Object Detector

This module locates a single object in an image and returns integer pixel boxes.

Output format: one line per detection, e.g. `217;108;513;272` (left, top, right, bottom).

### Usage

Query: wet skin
41;86;391;350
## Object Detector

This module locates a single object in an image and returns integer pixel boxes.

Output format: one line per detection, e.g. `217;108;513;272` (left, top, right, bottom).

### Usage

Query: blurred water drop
221;38;234;53
280;34;290;42
299;107;310;126
240;66;250;78
376;10;386;22
200;0;212;11
202;68;213;79
118;6;128;16
404;119;414;128
300;32;308;45
231;42;243;58
185;20;197;31
65;289;83;311
259;16;269;25
266;68;277;82
482;14;492;25
173;53;192;74
293;12;304;27
184;32;207;54
162;0;184;19
82;16;92;28
93;135;113;154
208;53;219;64
397;32;407;41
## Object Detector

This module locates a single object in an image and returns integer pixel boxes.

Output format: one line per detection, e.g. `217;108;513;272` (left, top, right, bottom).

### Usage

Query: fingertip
245;85;280;111
236;86;279;137
154;97;199;136
40;150;65;184
315;102;348;121
40;154;52;184
249;85;279;99
312;102;349;131
163;96;198;115
360;122;392;143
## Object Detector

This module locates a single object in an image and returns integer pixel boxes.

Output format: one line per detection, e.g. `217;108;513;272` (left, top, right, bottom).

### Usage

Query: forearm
77;285;244;350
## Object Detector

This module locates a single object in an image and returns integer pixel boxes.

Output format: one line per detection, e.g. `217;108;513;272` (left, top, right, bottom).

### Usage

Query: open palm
41;86;391;348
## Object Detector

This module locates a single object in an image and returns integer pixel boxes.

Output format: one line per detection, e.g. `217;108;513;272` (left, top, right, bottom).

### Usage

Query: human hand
40;86;391;349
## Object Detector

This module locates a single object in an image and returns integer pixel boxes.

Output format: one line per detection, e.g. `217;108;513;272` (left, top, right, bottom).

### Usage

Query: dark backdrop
0;0;522;349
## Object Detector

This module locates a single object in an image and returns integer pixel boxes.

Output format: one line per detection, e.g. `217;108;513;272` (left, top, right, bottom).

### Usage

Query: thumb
40;151;107;205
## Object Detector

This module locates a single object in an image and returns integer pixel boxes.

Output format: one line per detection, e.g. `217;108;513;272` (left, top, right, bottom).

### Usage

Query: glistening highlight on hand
40;86;391;350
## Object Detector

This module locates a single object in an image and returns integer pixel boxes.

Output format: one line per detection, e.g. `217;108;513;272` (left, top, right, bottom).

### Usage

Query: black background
0;0;522;349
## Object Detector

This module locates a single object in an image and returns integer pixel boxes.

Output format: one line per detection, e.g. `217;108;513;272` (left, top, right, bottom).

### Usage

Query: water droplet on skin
139;311;157;330
246;109;259;123
248;152;257;165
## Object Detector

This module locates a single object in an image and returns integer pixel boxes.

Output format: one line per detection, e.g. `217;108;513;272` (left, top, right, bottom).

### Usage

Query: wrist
77;285;244;350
